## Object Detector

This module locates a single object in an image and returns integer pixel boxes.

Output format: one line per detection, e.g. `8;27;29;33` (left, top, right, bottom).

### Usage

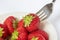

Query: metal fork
36;0;56;21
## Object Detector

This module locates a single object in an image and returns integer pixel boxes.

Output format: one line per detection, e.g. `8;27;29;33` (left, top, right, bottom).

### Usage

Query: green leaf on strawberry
24;15;34;27
31;36;38;40
11;30;19;40
0;27;4;37
13;19;18;29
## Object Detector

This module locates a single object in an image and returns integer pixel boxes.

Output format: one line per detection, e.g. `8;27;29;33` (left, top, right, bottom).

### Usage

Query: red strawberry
18;13;40;32
18;19;24;27
30;30;49;40
0;38;4;40
4;16;18;34
0;24;8;39
28;31;46;40
10;27;28;40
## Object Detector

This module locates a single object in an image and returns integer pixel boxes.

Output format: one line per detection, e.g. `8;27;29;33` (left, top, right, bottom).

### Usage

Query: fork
36;0;56;21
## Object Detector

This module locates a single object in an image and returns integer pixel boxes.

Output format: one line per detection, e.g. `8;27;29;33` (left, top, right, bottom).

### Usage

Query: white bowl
0;12;58;40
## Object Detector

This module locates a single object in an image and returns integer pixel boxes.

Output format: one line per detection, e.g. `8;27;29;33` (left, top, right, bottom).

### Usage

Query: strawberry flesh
28;31;46;40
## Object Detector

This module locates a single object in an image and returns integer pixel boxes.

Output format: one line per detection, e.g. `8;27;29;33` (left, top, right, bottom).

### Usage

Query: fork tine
40;15;48;21
38;11;44;16
40;13;46;18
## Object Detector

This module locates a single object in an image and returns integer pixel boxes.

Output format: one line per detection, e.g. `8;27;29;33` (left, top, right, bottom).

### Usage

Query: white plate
0;12;58;40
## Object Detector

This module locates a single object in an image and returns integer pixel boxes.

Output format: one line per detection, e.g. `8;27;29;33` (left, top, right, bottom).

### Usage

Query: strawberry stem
13;19;18;29
11;30;19;40
31;36;38;40
0;27;4;37
24;15;34;27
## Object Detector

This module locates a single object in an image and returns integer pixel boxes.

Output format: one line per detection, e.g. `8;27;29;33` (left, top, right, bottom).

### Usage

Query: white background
0;0;60;40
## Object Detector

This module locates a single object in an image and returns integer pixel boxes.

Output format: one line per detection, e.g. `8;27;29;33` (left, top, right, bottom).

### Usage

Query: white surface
0;0;60;40
0;12;58;40
0;0;52;14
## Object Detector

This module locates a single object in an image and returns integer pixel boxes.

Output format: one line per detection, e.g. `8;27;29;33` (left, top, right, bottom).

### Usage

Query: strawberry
28;31;46;40
4;16;18;34
0;24;8;39
18;13;40;32
29;30;49;40
18;19;24;28
10;27;28;40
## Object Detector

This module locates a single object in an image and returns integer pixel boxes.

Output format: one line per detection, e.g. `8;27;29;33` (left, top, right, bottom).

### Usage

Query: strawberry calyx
11;30;19;40
24;15;34;27
31;36;38;40
0;27;4;37
13;19;18;29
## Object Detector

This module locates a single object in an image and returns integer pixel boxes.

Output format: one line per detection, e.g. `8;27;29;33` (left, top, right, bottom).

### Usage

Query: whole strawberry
28;30;49;40
28;31;46;40
4;16;18;34
0;24;8;39
18;13;40;32
10;27;28;40
33;30;49;40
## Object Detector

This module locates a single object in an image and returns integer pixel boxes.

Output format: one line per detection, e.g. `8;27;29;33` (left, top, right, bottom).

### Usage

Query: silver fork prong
40;12;46;18
39;12;45;18
38;11;44;16
40;15;48;21
40;13;47;21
